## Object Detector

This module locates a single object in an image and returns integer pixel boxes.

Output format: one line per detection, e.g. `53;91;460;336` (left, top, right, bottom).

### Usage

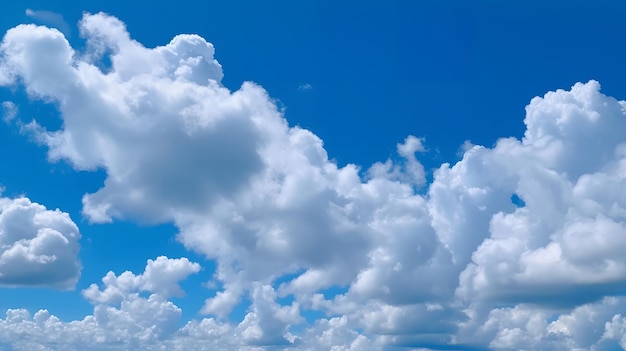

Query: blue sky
1;1;626;350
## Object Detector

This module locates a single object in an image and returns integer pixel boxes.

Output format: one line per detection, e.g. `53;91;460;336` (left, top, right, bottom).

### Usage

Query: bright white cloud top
1;12;626;351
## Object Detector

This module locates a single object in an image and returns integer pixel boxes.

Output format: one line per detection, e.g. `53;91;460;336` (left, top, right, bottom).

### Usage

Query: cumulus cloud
454;296;626;350
2;11;626;350
82;256;201;305
451;82;626;308
0;257;202;350
0;258;324;350
0;195;80;289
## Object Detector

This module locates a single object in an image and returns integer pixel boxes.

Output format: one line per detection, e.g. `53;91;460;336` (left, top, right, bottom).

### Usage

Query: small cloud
25;8;71;37
2;101;18;123
298;83;312;91
456;139;475;157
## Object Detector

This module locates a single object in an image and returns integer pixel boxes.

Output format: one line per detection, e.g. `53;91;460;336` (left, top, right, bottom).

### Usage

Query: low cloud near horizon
1;12;626;351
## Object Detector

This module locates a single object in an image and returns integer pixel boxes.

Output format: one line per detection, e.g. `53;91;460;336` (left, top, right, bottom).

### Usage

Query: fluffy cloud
0;195;80;289
0;258;356;351
0;257;202;351
2;11;626;350
453;296;626;350
452;82;626;308
82;256;201;304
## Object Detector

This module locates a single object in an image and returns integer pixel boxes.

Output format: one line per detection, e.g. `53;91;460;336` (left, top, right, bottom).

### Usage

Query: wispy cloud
298;83;312;91
456;139;475;157
25;8;71;37
1;101;17;123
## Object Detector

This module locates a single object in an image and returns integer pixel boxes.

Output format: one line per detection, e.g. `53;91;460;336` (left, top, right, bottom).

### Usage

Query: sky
1;1;626;350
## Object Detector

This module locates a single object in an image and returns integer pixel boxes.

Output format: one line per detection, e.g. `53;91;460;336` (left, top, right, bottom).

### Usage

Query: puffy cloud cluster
82;256;201;304
0;257;200;351
0;258;364;351
0;195;80;289
451;82;626;308
1;11;626;350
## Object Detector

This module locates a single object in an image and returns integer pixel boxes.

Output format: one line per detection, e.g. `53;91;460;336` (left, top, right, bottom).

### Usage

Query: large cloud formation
1;12;626;350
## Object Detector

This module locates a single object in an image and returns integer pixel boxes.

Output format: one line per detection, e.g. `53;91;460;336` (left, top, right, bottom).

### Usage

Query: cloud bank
1;12;626;350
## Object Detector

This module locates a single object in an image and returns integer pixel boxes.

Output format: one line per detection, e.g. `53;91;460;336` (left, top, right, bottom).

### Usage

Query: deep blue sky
1;0;626;332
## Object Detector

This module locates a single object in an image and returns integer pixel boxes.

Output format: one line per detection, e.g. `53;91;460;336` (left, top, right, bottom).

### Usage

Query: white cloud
25;9;71;37
2;12;626;350
238;284;302;346
456;139;474;158
0;195;80;289
298;316;376;350
82;256;200;305
298;83;312;91
451;82;626;308
0;259;360;350
453;296;626;350
602;313;626;349
1;101;17;122
0;257;205;351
